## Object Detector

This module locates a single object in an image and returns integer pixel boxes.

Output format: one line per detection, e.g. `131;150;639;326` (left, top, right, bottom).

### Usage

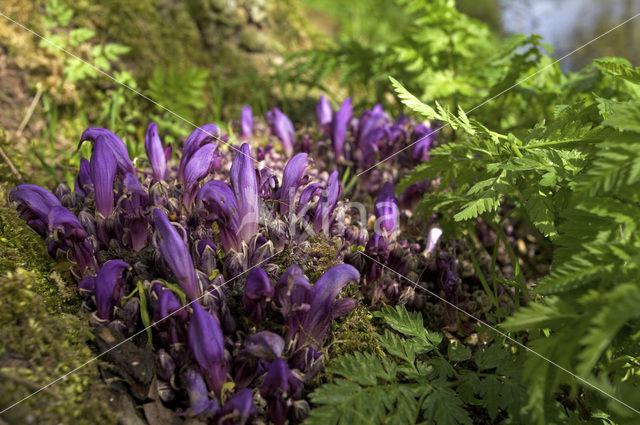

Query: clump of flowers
10;97;448;423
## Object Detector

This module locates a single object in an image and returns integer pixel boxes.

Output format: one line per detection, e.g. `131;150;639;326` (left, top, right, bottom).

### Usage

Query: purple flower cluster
10;98;451;423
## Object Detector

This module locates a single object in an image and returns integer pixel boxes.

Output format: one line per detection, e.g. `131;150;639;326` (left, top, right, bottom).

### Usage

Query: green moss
327;304;381;358
0;176;114;424
0;269;116;425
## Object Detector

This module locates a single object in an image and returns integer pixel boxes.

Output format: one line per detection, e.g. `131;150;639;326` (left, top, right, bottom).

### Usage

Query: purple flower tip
188;301;226;395
374;182;399;238
316;95;332;138
243;331;285;360
94;259;130;320
332;97;352;159
266;108;296;156
220;389;257;425
241;104;253;139
145;122;168;180
153;209;200;300
243;267;275;324
273;153;310;215
230;143;259;245
90;138;117;217
185;367;221;416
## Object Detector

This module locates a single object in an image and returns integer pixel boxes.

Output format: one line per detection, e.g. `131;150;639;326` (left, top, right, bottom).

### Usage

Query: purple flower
273;153;310;215
399;178;429;209
219;389;256;425
274;265;312;343
243;331;284;360
74;158;93;196
242;267;275;324
230;143;259;245
332;97;352;159
188;301;227;397
374;182;399;238
241;104;253;139
313;170;341;234
90;138;117;217
411;123;435;162
153;209;200;300
47;206;98;274
198;181;241;252
297;183;323;210
79;127;135;175
94;259;130;320
267;108;295;156
296;264;359;350
178;124;221;183
145;122;169;180
356;105;387;148
153;286;187;322
185;367;220;416
183;143;217;208
316;95;332;138
9;184;61;235
233;331;284;389
261;358;302;425
157;349;176;381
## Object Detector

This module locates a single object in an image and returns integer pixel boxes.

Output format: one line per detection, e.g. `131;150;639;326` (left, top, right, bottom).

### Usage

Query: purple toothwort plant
10;93;447;424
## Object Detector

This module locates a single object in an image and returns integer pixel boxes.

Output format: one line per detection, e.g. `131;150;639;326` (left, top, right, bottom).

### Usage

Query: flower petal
266;108;295;156
80;127;135;175
74;158;93;195
230;143;259;244
145;122;168;180
90;139;117;217
179;124;220;183
243;331;284;360
332;97;352;158
153;209;200;300
94;259;130;320
241;104;253;139
316;95;332;138
184;143;216;187
242;267;274;323
273;153;309;215
374;182;399;237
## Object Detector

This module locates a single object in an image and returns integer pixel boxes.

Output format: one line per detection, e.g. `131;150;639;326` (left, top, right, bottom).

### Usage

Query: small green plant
305;305;526;425
40;0;130;88
147;64;211;142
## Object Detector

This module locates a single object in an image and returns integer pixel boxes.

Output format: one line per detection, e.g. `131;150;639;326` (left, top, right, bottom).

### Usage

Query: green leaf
422;387;473;425
447;343;472;362
374;305;442;346
389;76;438;119
595;57;640;85
603;102;640;134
